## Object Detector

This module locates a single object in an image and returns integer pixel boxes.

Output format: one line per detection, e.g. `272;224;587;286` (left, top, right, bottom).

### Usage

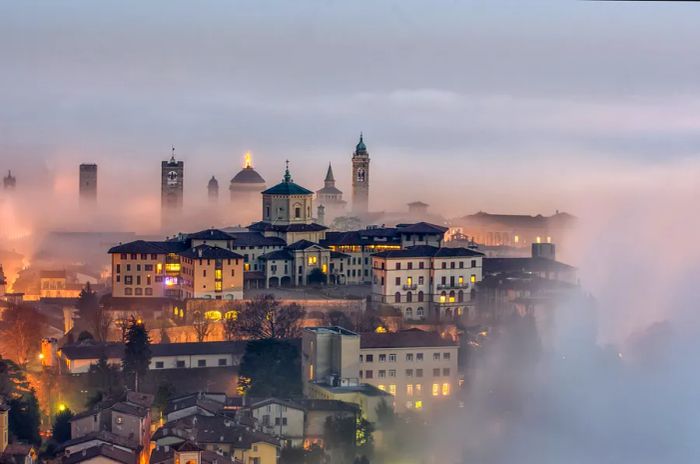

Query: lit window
415;384;422;395
458;276;464;285
514;235;519;244
156;263;163;273
415;400;423;409
432;384;439;396
406;384;413;396
547;236;552;243
439;294;446;303
389;384;396;395
215;269;222;279
308;256;317;265
536;236;542;244
215;281;223;292
470;275;476;283
244;263;250;271
322;264;327;273
378;385;386;391
442;383;450;396
406;277;412;286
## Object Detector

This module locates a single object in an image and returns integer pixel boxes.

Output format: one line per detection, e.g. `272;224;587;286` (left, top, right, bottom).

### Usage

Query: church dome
355;133;367;152
230;166;266;185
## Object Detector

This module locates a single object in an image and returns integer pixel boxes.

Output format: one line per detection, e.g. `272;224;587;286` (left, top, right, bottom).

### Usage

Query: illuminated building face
164;277;178;287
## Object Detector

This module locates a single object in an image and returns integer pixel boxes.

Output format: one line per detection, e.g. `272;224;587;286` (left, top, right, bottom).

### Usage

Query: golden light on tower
244;151;252;168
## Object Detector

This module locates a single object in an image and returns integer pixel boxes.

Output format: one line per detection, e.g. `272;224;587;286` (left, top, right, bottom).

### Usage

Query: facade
351;135;370;214
57;340;247;374
358;329;459;413
207;176;218;203
315;163;346;221
39;270;83;299
2;171;15;191
371;244;485;321
0;404;8;454
161;149;184;224
301;327;392;422
79;164;98;205
179;245;244;299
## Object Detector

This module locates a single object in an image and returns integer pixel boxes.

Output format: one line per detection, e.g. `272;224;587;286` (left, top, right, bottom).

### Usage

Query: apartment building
371;246;485;321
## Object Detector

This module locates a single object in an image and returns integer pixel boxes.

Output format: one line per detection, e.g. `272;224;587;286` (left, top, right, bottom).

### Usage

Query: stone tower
208;176;219;203
161;147;184;223
79;163;97;205
351;133;370;214
3;171;16;191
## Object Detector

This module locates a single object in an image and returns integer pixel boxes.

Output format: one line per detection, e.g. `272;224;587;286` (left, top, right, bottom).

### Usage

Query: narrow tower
161;147;184;226
351;133;370;214
208;176;219;203
3;171;16;191
79;163;98;206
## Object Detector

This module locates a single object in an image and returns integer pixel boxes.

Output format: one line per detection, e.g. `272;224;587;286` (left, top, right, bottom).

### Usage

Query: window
378;385;386;391
308;256;317;265
441;262;446;269
126;264;131;272
432;384;439;396
145;288;153;296
459;261;464;269
406;369;413;377
379;354;386;362
443;352;451;360
396;262;401;270
442;383;451;395
389;369;396;377
388;354;396;362
440;292;446;303
197;359;206;367
359;354;363;362
155;361;164;369
135;288;143;295
176;360;185;368
124;276;133;285
416;369;423;378
433;352;441;360
418;276;424;285
124;288;133;295
406;292;413;303
365;370;373;379
395;277;401;285
450;261;455;269
121;253;127;259
130;253;137;260
416;353;424;361
433;368;440;376
443;368;450;376
406;353;414;362
295;207;301;218
471;259;477;268
116;264;121;273
471;274;477;283
419;262;424;269
378;370;386;378
417;307;425;317
365;354;373;363
389;384;396;395
406;384;414;396
415;400;423;409
218;358;227;366
395;292;401;303
136;264;141;272
416;384;422;395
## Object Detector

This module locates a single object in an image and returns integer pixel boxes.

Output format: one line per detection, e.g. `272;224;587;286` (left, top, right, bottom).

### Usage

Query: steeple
170;146;176;163
355;133;367;153
324;163;335;188
283;160;292;183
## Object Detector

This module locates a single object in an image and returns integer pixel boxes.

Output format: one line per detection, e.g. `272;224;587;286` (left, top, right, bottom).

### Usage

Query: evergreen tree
51;408;73;443
87;352;124;404
121;317;151;391
8;389;41;445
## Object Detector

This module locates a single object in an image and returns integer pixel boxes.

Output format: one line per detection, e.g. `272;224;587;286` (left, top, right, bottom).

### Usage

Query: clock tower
352;133;370;214
161;147;184;226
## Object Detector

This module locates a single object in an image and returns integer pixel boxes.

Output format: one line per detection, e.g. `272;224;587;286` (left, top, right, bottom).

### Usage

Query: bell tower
351;133;370;214
161;146;184;228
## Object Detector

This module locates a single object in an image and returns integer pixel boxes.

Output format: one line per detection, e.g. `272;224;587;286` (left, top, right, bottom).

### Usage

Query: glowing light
442;383;450;396
244;152;253;168
375;326;387;333
224;310;238;320
38;353;44;360
164;277;177;287
205;310;222;321
470;274;476;284
415;400;423;409
58;404;67;412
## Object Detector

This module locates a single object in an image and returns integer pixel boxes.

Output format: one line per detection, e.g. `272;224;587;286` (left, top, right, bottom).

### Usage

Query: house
0;444;37;464
62;444;137;464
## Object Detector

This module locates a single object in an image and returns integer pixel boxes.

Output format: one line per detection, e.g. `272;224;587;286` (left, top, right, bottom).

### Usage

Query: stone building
79;163;97;205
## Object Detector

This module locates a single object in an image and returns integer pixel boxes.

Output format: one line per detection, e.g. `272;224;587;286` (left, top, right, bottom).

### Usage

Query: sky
2;0;700;218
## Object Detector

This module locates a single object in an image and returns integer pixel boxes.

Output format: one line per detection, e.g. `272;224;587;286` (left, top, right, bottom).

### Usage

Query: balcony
437;283;469;290
402;284;418;290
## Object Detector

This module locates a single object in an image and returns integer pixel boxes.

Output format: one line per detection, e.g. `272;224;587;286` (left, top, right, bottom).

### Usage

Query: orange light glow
244;152;253;168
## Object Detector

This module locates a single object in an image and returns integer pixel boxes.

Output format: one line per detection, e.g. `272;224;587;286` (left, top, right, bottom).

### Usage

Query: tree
8;389;41;445
75;283;113;341
159;325;171;344
51;408;73;443
221;310;239;342
237;339;301;397
234;295;305;340
326;311;354;330
77;331;94;342
87;353;124;405
354;311;385;333
122;317;151;391
153;381;176;416
323;415;357;464
0;304;46;366
192;311;212;342
307;268;327;285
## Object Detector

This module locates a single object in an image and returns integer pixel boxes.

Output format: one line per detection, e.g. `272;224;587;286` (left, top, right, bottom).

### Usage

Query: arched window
440;291;447;303
406;307;413;318
458;290;464;302
406;291;413;303
395;292;401;303
417;307;424;317
357;168;365;182
449;290;456;303
418;291;424;302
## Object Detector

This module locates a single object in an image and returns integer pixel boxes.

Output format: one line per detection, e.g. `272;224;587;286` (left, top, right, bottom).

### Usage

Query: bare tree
0;305;46;366
192;311;212;342
222;317;237;341
234;294;305;340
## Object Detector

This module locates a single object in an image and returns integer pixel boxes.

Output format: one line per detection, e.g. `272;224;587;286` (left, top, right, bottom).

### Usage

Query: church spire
283;160;292;183
325;163;335;183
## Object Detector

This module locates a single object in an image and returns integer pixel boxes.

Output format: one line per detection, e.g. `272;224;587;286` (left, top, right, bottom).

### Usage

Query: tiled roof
360;329;458;349
178;245;244;260
226;232;286;247
396;222;448;234
154;415;279;448
483;257;576;274
110;401;148;418
286;240;324;251
63;444;137;464
108;240;188;254
39;270;67;279
184;229;234;241
58;430;140;452
372;245;484;259
258;250;293;261
61;341;247;361
262;181;313;196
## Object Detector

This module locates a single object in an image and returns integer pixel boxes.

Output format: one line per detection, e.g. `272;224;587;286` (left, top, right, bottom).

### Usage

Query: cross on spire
284;160;292;183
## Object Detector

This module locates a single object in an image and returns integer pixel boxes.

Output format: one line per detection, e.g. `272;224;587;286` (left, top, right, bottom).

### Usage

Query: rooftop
179;245;244;260
63;444;136;464
360;328;458;349
372;245;484;259
231;166;266;185
60;340;248;361
305;326;359;336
